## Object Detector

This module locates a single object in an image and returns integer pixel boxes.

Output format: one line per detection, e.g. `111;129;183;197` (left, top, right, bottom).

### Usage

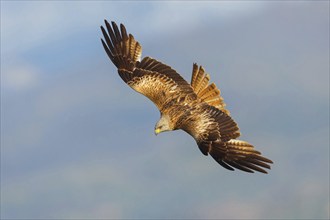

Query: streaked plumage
100;20;273;173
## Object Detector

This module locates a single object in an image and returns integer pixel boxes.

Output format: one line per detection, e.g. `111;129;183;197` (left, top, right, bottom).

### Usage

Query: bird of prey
100;20;273;173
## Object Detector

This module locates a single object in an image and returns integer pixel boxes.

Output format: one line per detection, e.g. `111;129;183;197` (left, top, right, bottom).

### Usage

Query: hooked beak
155;128;161;135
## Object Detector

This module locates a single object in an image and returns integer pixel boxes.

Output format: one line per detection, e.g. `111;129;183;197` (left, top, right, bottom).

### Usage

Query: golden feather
190;66;230;115
100;20;273;174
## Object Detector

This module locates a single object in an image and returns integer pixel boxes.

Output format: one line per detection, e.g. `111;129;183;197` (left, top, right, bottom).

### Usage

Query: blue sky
1;1;329;219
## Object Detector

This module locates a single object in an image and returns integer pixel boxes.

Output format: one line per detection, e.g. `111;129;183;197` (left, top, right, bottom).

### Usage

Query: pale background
1;1;329;219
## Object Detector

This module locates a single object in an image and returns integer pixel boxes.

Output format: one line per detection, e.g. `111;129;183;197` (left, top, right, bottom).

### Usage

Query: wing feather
101;20;140;73
208;139;273;174
130;57;196;110
138;57;193;90
128;69;180;110
181;104;272;173
101;20;195;111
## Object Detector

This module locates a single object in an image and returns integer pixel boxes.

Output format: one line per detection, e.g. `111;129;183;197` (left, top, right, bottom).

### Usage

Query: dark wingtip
104;19;111;27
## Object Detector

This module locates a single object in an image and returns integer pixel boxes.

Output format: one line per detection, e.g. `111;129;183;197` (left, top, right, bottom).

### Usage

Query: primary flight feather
100;20;273;174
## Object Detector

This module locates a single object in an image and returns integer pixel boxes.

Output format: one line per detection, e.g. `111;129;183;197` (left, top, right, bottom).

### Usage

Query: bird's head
155;114;172;135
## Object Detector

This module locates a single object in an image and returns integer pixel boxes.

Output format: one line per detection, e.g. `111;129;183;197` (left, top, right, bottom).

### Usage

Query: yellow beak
155;128;161;135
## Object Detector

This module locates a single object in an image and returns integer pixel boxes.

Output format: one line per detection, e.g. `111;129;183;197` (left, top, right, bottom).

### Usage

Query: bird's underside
100;20;273;173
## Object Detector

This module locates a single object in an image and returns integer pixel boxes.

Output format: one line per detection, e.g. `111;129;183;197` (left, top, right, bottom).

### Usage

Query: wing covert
128;68;186;110
180;104;240;151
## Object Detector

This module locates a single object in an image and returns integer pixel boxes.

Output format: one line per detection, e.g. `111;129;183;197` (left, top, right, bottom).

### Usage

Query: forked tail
190;64;230;115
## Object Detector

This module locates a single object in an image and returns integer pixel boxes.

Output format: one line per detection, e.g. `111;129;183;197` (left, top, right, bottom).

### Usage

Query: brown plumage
100;20;273;174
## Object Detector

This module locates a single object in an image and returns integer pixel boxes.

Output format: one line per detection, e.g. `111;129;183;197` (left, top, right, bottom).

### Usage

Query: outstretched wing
101;20;196;110
182;104;272;173
190;64;230;115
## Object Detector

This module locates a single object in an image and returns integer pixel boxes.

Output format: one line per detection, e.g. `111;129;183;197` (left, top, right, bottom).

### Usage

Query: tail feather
199;83;219;99
190;64;230;115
